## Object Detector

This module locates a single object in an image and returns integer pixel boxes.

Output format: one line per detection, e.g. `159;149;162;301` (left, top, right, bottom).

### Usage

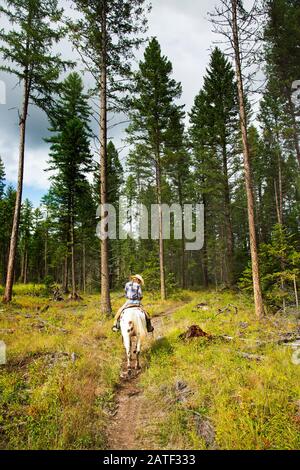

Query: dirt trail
106;303;186;450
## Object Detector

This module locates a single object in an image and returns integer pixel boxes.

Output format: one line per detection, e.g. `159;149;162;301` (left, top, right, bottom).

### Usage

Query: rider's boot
146;317;154;333
112;319;120;332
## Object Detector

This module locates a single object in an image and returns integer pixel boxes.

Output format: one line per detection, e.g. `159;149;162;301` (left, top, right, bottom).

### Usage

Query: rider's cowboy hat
131;274;144;285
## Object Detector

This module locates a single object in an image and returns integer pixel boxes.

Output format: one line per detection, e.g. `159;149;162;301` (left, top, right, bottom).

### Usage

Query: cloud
1;136;52;190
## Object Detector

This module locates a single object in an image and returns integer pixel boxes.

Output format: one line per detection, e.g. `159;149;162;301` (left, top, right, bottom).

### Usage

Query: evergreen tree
164;107;191;288
189;48;240;286
264;0;300;167
189;90;213;287
127;37;183;300
46;72;93;299
30;208;45;283
240;224;300;311
70;0;150;314
210;0;265;318
0;186;16;285
19;199;33;284
107;141;124;287
0;0;71;303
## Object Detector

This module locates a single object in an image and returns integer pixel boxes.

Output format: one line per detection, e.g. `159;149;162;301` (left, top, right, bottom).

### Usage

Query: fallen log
238;351;264;361
31;318;69;334
216;304;238;315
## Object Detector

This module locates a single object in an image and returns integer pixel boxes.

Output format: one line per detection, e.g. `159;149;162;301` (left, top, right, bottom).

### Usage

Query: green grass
0;288;187;449
0;283;49;297
1;287;299;449
137;291;300;450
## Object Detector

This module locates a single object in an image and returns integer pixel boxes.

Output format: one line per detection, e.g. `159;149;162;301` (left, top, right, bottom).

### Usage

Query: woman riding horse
112;274;154;333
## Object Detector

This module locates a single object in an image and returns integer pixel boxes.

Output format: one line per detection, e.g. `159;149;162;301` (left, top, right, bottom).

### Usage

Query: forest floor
0;286;300;450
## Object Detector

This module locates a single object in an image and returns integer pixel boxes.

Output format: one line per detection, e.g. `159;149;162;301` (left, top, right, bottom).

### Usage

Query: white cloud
1;137;52;190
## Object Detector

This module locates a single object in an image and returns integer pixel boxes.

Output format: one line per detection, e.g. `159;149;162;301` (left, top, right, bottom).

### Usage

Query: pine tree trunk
99;3;112;315
82;242;86;294
274;139;285;311
202;195;209;288
156;157;166;300
222;142;234;286
231;0;264;319
3;79;29;303
70;202;76;299
20;251;25;283
24;249;28;284
63;255;69;294
44;221;48;278
294;275;299;309
178;181;185;289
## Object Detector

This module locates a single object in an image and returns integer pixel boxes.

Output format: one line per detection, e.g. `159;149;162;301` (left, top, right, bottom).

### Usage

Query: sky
0;0;241;207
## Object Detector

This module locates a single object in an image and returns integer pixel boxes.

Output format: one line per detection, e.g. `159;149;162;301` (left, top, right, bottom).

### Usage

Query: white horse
120;307;148;375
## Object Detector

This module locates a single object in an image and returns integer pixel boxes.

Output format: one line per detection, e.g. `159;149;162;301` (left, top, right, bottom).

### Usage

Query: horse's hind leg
135;336;141;371
123;334;132;375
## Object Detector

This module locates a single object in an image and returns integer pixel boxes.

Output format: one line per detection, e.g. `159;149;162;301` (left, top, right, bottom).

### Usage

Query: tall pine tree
0;0;71;302
127;37;183;300
46;72;93;299
70;0;150;314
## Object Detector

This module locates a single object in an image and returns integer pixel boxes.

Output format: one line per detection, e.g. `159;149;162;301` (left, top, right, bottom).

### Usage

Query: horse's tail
134;309;147;340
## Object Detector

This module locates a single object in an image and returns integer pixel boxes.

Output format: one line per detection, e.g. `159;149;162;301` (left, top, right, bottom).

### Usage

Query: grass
137;290;300;450
0;283;49;297
1;287;299;450
0;287;188;449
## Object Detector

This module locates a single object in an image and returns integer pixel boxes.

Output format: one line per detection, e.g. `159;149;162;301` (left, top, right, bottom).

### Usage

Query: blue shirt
125;281;142;301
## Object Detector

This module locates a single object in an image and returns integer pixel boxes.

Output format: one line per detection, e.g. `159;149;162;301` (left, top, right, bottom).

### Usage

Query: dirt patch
179;324;212;340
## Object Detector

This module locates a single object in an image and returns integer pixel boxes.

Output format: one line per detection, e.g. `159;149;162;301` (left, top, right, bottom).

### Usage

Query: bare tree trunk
20;252;25;283
277;149;283;224
202;194;209;288
274;146;285;312
82;242;86;294
24;250;28;284
70;203;76;299
156;158;166;300
44;216;48;278
294;275;299;309
178;181;185;289
222;142;234;286
99;3;112;315
274;180;281;226
231;0;264;319
3;79;29;303
63;255;69;294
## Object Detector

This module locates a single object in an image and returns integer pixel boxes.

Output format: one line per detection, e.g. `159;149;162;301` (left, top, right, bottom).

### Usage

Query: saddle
118;305;154;333
123;303;141;310
120;303;146;317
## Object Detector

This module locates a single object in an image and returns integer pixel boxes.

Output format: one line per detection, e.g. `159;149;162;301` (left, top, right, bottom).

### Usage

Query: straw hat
131;274;144;285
